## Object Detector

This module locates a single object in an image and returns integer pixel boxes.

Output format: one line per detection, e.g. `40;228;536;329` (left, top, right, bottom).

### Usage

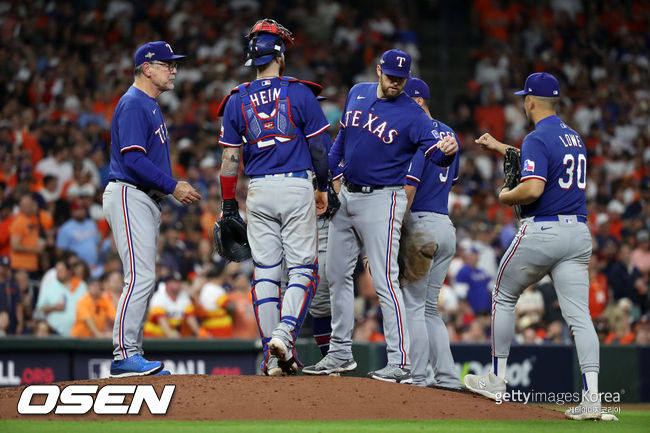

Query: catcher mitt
502;147;522;219
398;230;438;285
214;199;252;262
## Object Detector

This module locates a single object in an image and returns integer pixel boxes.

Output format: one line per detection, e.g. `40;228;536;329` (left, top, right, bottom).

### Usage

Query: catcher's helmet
245;18;293;67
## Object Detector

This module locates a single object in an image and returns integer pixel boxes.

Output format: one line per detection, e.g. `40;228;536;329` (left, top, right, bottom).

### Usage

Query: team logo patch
523;159;535;171
263;122;275;130
431;129;440;139
261;80;271;86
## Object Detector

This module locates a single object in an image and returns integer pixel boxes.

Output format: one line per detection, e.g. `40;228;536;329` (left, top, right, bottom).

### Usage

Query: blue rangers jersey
519;115;588;217
108;86;172;187
333;83;453;186
406;120;460;214
219;76;329;176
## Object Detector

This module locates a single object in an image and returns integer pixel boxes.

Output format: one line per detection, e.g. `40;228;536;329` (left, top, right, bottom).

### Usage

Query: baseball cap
403;77;430;99
245;33;286;67
70;199;85;212
514;72;560;97
379;49;411;79
134;41;186;67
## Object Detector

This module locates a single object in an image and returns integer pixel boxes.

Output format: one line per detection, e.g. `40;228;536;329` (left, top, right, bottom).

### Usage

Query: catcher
215;18;330;376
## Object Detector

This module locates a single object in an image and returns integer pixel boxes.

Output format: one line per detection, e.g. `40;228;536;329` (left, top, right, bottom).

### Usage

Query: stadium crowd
0;0;648;349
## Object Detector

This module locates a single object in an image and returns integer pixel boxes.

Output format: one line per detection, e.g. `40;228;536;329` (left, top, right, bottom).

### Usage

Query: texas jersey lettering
336;83;451;187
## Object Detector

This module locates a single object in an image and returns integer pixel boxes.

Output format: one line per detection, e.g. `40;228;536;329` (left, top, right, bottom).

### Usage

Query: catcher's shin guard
281;262;319;343
252;259;282;347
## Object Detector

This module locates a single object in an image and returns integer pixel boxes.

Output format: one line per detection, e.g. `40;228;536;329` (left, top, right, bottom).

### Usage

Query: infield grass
1;411;648;433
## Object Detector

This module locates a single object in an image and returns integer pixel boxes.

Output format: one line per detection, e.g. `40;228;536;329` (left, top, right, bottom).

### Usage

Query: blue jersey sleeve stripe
521;174;547;182
332;172;343;180
120;145;147;154
424;143;440;157
218;140;242;147
305;123;330;138
406;175;420;183
339;121;345;128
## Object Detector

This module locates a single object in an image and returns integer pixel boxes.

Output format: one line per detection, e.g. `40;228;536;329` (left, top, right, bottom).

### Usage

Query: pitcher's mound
0;374;565;421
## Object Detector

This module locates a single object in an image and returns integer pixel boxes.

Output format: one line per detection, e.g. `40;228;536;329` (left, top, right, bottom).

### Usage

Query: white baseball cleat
565;397;603;421
463;372;507;400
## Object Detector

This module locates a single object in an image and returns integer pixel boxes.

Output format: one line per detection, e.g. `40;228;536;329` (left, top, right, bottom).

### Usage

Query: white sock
584;371;598;396
493;357;507;380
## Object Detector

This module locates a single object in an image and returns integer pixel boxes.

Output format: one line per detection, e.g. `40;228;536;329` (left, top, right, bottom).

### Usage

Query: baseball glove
398;229;438;285
503;147;521;190
502;147;522;219
323;177;341;219
214;199;252;262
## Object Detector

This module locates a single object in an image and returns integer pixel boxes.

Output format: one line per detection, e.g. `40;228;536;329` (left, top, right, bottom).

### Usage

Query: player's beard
379;74;404;99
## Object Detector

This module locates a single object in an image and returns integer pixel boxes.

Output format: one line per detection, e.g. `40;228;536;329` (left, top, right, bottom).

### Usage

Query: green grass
1;411;649;433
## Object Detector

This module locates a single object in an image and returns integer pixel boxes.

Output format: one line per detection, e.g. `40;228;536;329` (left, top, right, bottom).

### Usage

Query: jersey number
437;130;452;183
558;153;586;190
439;167;450;183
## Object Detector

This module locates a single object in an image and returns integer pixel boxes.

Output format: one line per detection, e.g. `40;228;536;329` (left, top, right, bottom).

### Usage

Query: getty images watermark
494;390;622;412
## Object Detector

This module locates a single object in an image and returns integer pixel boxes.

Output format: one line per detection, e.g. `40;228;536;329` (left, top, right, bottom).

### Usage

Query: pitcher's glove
502;147;522;219
323;177;341;219
398;229;438;285
503;147;521;190
213;199;252;262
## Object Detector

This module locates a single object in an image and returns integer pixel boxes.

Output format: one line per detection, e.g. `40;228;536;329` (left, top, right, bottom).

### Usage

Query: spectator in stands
143;271;200;338
14;270;36;333
103;270;124;310
34;257;87;336
454;245;492;315
197;262;234;338
635;314;649;345
605;243;646;308
516;285;545;326
70;276;115;338
0;200;15;256
229;270;258;339
0;256;23;335
35;145;72;197
10;193;52;279
604;299;636;345
631;230;650;278
56;200;100;269
158;222;187;276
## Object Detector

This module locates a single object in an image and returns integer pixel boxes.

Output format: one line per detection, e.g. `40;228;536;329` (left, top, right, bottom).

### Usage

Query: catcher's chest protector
239;77;296;147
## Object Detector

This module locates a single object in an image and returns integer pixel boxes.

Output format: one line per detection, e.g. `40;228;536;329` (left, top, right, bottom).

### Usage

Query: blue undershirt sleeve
123;150;178;194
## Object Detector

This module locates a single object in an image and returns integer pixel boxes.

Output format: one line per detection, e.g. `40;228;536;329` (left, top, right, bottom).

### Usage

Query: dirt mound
0;375;564;421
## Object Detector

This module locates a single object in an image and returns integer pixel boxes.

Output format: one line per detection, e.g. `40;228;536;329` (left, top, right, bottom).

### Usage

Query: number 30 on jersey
558;153;586;190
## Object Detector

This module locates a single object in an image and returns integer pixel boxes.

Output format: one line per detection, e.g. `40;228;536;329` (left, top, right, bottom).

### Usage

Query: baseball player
401;78;462;388
463;73;603;420
217;19;330;376
103;41;201;377
302;50;458;383
307;94;342;356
